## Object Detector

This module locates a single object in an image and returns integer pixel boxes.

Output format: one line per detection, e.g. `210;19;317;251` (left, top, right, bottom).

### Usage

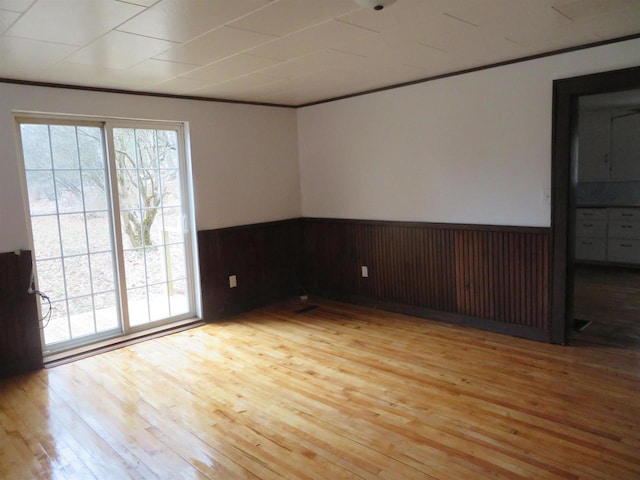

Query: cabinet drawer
608;208;640;221
576;208;607;220
575;238;607;261
608;221;640;239
576;220;607;238
607;239;640;264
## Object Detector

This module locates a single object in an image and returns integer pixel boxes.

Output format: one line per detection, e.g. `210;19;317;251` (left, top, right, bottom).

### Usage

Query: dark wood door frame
550;65;640;344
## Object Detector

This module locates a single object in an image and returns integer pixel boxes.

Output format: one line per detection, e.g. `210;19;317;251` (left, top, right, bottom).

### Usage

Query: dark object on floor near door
573;319;592;332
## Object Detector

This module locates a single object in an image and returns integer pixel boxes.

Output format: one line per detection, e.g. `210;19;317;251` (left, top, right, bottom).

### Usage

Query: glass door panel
20;123;120;349
112;127;191;329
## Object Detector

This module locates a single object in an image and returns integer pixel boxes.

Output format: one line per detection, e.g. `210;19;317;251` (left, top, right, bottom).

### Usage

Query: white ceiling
1;0;639;107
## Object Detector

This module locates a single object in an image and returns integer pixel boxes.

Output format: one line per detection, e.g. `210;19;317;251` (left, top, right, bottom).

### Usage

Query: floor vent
295;305;319;314
574;319;592;331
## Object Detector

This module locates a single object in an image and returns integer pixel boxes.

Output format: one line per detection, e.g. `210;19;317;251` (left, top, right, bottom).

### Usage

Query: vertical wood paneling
0;250;43;378
198;219;302;320
303;219;551;338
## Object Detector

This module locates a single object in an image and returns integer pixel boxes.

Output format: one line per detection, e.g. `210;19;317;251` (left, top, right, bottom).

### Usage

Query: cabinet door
611;112;640;181
577;109;611;182
607;239;640;264
575;238;607;261
608;221;640;239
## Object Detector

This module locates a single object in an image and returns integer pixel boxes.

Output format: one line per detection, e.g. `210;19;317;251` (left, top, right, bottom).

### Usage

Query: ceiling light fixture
354;0;396;11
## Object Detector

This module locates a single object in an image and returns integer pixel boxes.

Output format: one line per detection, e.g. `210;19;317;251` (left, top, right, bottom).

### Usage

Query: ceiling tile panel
123;58;200;83
229;0;359;37
338;0;443;37
189;73;287;98
115;0;158;6
6;0;145;46
154;26;276;65
436;0;513;26
553;0;640;21
42;61;132;89
247;19;379;61
150;76;215;94
579;8;640;38
258;49;370;79
483;3;576;48
181;54;280;82
0;0;33;12
65;31;176;70
0;36;78;76
0;9;19;34
117;0;270;43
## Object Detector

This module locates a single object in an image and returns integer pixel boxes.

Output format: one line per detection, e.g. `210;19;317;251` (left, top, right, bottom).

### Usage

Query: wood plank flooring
1;298;639;479
573;265;640;349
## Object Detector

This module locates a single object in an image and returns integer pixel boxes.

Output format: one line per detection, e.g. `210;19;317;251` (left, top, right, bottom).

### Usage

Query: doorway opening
551;66;640;346
16;116;200;356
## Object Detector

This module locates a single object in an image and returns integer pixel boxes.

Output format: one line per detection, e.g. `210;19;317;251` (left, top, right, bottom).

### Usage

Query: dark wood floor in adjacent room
573;264;640;349
1;299;639;479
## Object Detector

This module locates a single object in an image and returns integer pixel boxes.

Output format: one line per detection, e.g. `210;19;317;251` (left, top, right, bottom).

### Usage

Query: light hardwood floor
1;299;639;479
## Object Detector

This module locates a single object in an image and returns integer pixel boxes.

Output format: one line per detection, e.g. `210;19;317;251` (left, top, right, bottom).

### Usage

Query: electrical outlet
229;275;237;288
361;265;368;278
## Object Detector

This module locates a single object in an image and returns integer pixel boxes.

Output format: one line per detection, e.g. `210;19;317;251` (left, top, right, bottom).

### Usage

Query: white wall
0;84;300;252
297;38;640;227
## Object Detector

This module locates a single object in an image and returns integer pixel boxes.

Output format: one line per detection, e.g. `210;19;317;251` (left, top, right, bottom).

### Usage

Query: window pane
169;280;189;316
82;170;107;211
21;124;52;170
87;212;111;252
145;247;167;285
120;210;142;249
148;283;169;322
117;169;141;209
168;242;187;281
123;249;146;289
94;291;118;332
90;252;115;293
36;258;65;301
64;255;91;297
127;287;149;326
68;296;95;338
78;127;104;168
114;128;137;168
160;169;181;207
136;129;158;168
43;301;70;344
55;170;83;213
26;171;57;215
51;125;79;169
31;215;61;259
162;207;184;244
59;214;88;256
157;130;178;168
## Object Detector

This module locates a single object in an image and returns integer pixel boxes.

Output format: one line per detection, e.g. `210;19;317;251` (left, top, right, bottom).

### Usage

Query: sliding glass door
18;118;197;354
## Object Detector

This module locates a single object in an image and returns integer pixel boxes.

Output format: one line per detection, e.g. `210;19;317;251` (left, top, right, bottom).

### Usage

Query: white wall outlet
229;275;237;288
542;188;551;206
361;265;368;278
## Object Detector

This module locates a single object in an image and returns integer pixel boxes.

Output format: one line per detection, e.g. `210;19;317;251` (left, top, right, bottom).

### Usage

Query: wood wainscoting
198;219;303;320
303;219;551;341
0;250;43;378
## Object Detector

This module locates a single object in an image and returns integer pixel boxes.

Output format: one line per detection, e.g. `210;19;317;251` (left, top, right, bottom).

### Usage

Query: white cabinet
575;208;607;261
607;208;640;264
575;207;640;265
